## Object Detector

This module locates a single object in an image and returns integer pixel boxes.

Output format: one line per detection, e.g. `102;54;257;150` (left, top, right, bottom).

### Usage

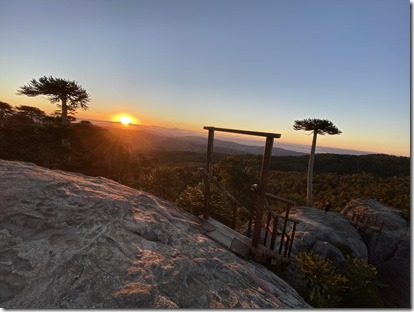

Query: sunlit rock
0;160;309;308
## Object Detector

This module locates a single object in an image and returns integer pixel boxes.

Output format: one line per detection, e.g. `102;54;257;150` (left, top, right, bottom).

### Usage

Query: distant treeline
269;153;409;177
146;151;410;178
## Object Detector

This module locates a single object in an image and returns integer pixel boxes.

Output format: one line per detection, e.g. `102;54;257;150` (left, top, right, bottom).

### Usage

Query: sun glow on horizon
112;114;140;126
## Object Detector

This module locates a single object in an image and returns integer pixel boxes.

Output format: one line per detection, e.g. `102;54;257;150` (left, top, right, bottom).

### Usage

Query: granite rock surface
0;160;309;308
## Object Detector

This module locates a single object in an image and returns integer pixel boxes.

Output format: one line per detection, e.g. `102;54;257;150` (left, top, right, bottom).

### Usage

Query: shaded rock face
0;160;309;308
275;206;368;297
288;207;368;262
342;199;410;308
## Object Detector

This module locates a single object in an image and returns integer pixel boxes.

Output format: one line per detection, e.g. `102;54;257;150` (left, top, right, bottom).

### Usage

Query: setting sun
112;114;139;126
119;116;132;125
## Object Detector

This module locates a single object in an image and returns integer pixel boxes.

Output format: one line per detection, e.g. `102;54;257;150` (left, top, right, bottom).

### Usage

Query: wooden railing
199;167;298;259
198;168;253;229
350;212;384;234
260;192;299;259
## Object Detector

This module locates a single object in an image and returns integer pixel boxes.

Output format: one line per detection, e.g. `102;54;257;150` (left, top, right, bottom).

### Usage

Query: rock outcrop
342;199;410;308
0;160;309;308
288;207;368;262
272;206;368;297
279;201;410;308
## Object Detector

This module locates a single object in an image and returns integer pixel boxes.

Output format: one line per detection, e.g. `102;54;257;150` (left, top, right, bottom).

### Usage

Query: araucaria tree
17;76;90;126
293;118;342;207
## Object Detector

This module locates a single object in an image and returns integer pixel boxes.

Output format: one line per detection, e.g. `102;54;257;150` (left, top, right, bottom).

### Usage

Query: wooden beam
204;126;281;139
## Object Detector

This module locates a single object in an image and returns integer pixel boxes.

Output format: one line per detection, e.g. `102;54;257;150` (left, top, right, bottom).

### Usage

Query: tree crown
293;118;342;135
0;101;14;113
17;76;90;110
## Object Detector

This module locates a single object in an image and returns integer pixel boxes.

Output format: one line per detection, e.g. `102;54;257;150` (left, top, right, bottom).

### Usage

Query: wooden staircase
199;217;289;266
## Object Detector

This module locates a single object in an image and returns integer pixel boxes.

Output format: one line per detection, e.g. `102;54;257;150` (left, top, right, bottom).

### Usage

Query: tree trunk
307;130;318;207
61;96;69;126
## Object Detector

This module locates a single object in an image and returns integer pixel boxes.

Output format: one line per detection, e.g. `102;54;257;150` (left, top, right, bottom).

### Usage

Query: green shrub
296;252;348;308
340;256;386;308
176;182;234;226
295;251;386;308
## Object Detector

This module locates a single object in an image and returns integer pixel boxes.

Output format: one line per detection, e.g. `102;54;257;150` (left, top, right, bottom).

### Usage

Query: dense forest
0;102;410;222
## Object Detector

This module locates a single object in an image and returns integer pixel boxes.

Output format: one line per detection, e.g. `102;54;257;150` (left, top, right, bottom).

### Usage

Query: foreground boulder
0;160;309;308
272;206;368;297
288;207;368;262
342;199;410;308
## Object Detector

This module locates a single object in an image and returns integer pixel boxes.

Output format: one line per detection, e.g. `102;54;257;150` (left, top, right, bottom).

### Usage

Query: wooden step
200;217;251;258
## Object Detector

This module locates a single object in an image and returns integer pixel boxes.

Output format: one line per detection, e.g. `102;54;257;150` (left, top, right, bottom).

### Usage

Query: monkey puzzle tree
17;76;90;126
293;118;342;207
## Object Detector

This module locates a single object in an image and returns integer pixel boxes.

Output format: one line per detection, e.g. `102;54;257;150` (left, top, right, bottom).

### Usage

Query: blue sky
0;0;410;156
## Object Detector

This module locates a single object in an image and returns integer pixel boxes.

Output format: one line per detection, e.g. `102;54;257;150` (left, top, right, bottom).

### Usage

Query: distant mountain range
80;119;373;156
162;135;306;156
107;128;306;156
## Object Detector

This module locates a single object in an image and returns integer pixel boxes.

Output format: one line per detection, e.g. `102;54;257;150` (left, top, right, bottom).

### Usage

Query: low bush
296;251;386;308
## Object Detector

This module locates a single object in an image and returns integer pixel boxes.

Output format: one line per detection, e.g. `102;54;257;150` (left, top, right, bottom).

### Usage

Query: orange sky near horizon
1;94;409;157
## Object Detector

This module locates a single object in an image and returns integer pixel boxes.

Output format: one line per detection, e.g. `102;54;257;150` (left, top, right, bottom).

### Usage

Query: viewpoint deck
201;126;298;264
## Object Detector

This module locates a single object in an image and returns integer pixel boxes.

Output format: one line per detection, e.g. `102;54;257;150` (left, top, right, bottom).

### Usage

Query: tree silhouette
0;101;15;127
293;118;342;207
17;76;90;126
15;105;46;123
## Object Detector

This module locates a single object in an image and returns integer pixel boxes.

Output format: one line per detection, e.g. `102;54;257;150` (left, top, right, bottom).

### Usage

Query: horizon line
77;118;408;158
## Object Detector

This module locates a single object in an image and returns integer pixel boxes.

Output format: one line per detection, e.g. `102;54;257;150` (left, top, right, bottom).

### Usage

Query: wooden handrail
198;168;252;218
265;192;296;206
264;202;299;224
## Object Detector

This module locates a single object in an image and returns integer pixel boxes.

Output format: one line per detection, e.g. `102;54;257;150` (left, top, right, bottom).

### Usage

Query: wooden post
252;136;274;248
203;128;214;219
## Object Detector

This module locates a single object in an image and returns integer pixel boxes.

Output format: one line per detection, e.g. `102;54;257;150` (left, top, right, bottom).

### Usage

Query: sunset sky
0;0;410;156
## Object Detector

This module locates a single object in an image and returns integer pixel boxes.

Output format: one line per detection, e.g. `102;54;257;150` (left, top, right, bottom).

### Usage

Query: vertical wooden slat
203;128;214;219
288;222;297;258
284;236;290;257
247;186;258;238
263;212;271;246
270;216;278;250
279;203;291;254
252;136;274;247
